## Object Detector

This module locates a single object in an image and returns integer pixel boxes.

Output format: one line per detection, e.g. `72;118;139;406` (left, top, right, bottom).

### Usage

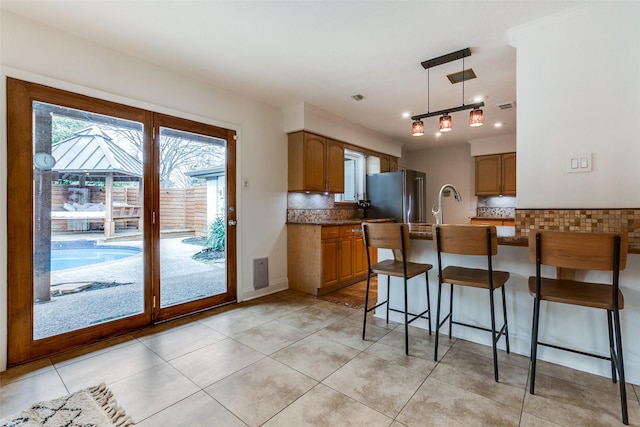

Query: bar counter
373;223;640;386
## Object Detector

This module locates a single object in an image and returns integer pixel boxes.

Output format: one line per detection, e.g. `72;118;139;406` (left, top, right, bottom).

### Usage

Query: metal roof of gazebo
51;126;142;180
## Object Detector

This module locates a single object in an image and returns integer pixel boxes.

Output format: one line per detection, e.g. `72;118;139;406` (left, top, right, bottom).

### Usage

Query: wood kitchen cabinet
475;153;516;196
288;131;345;193
379;155;399;173
288;223;375;296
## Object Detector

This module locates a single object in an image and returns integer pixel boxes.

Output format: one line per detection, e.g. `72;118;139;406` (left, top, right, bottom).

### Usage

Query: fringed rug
0;383;133;427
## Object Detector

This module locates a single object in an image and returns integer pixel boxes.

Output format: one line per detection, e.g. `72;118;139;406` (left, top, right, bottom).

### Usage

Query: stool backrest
528;231;628;271
432;224;497;256
362;222;409;262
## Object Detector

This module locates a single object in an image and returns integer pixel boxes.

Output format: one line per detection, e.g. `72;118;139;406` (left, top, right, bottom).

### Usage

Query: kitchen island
374;223;640;385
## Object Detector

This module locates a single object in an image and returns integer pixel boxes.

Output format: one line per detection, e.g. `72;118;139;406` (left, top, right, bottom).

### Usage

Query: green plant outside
206;217;226;251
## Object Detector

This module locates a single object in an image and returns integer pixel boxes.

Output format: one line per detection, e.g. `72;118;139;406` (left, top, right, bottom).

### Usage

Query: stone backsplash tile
477;207;515;218
286;193;361;222
515;209;640;239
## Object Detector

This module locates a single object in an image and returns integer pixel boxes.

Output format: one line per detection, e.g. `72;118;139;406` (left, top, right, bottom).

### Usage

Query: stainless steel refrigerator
366;170;427;223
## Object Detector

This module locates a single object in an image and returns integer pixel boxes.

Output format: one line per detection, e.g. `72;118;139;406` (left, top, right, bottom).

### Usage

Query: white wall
283;103;403;158
469;134;516;157
405;144;476;224
510;3;640;208
0;12;289;371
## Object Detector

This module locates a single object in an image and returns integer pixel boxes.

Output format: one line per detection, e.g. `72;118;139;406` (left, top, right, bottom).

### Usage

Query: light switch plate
567;153;592;173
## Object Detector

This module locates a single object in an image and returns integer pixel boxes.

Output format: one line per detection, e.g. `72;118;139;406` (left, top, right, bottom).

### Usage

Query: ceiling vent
496;101;516;110
447;68;476;84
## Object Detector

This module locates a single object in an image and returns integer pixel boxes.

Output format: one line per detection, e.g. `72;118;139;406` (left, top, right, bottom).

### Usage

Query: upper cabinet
379;155;399;173
475;153;516;196
288;131;345;193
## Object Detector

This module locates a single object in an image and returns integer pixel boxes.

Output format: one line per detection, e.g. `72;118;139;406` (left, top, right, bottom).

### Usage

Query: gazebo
51;126;143;237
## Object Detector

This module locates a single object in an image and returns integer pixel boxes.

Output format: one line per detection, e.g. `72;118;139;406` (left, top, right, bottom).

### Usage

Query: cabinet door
353;232;367;277
321;239;339;287
339;237;354;282
475;154;502;195
303;133;327;192
502;153;516;195
326;139;345;193
379;155;390;173
389;156;399;172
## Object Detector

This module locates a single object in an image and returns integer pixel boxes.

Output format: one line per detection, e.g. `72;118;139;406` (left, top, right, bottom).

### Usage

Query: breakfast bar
373;223;640;385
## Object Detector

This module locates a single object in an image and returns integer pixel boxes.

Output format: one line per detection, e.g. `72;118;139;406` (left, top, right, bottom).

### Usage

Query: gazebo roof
52;126;142;180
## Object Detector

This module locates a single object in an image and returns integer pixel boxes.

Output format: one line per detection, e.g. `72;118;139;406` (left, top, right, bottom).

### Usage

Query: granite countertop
471;217;516;221
408;223;640;254
287;218;395;226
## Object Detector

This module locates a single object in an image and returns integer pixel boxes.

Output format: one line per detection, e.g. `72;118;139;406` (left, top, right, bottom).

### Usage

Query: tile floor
2;287;640;426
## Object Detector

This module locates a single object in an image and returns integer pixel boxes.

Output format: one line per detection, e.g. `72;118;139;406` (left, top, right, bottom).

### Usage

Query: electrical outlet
243;178;249;190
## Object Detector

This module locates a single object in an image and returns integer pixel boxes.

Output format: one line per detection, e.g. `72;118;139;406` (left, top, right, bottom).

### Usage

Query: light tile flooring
2;289;640;426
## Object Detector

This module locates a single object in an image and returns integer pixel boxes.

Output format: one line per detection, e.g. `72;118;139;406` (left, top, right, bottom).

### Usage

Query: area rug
0;383;133;427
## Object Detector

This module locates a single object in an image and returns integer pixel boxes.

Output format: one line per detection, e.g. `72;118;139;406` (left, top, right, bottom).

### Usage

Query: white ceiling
1;1;587;152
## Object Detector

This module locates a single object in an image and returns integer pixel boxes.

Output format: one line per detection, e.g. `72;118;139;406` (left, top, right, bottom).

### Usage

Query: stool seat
371;259;432;278
527;277;624;310
442;266;509;289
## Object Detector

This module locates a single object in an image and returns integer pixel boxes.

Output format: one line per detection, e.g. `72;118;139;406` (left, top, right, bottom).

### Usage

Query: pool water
51;246;142;271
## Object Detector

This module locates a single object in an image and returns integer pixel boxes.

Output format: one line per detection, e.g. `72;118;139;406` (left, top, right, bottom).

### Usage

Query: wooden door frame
152;113;237;322
6;78;237;366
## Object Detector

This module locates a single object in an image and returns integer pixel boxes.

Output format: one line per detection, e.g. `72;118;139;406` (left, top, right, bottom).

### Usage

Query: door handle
228;220;237;226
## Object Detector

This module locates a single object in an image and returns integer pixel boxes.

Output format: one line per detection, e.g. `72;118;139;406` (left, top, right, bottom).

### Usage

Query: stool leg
404;276;409;355
502;285;510;354
613;308;628;425
362;273;371;341
434;280;443;362
425;273;432;335
386;275;391;324
530;296;541;394
489;287;499;382
448;283;454;339
607;310;616;383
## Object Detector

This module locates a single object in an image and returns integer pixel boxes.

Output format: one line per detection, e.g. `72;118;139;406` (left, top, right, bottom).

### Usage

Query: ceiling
1;1;587;152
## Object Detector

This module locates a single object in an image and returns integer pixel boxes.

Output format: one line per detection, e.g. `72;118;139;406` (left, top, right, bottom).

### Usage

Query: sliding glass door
7;78;236;366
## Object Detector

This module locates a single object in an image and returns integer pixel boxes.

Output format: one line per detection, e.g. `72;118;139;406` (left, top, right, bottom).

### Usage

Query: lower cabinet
288;223;375;296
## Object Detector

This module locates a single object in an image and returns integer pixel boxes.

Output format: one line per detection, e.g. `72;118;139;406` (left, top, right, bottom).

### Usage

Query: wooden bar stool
433;224;510;382
361;222;432;355
528;231;629;424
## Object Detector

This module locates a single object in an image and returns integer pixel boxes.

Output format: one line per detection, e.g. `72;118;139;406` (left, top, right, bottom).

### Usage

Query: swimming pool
50;242;142;271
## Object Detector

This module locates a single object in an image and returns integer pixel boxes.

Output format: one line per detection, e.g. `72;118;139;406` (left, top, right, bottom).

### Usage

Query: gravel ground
34;237;226;339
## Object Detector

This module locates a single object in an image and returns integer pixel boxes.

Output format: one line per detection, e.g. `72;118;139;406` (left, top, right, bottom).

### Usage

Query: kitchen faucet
432;184;462;224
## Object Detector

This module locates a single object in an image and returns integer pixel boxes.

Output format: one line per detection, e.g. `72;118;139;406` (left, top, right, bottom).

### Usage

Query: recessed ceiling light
494;122;503;128
402;112;411;118
435;132;442;137
470;95;487;103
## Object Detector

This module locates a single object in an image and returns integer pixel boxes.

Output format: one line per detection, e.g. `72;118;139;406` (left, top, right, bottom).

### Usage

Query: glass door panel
158;126;228;308
32;101;145;339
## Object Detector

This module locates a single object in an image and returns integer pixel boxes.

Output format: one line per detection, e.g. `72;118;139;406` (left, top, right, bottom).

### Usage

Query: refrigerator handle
416;176;425;223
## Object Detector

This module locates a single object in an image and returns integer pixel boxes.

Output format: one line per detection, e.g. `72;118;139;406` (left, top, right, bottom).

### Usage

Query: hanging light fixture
439;114;452;132
410;48;484;135
469;108;484;127
412;120;424;136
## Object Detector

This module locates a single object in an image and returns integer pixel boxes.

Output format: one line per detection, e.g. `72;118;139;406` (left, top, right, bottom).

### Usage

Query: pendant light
469;108;484;127
412;120;424;136
410;48;485;135
439;114;452;132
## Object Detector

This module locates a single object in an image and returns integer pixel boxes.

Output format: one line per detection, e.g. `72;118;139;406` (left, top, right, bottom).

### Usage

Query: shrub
206;217;226;251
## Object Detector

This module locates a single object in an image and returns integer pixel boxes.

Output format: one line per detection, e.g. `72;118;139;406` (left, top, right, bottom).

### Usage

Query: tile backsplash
476;196;516;218
287;193;360;222
515;209;640;239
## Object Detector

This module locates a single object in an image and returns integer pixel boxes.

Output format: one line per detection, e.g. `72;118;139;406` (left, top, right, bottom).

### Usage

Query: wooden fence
51;183;209;235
